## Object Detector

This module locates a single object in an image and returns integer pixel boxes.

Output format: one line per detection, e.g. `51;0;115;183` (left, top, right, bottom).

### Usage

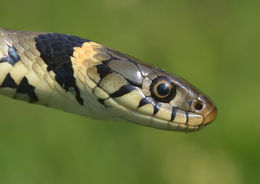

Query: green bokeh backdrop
0;0;259;183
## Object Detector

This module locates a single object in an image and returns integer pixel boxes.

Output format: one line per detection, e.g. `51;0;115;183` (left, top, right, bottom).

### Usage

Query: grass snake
0;28;217;132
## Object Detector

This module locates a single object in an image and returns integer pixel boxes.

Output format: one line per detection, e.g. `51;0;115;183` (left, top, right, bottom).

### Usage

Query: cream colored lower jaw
104;98;201;132
118;112;202;132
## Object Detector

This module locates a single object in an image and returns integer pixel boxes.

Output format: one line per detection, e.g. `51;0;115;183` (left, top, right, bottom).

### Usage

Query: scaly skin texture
0;28;217;132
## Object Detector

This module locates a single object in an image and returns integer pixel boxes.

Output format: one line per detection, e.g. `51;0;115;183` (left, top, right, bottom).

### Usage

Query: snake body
0;28;217;132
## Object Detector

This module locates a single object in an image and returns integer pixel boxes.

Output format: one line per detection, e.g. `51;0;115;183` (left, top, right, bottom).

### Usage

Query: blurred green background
0;0;259;183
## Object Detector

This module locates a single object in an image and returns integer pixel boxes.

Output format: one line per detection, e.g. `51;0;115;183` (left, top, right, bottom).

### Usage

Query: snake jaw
106;97;203;132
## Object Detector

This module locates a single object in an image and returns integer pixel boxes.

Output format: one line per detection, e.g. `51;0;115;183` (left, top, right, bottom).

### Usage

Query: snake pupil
157;83;170;96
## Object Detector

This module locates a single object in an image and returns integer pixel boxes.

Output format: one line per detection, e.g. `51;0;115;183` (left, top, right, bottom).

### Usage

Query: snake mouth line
120;115;204;132
106;98;203;132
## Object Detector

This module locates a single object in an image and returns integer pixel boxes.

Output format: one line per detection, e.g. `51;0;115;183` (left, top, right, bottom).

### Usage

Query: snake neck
0;28;111;119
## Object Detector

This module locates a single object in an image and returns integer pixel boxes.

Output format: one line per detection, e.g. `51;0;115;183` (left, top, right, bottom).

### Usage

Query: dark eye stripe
110;84;136;98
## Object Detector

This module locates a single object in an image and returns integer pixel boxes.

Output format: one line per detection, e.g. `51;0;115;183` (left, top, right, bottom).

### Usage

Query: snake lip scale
0;28;217;132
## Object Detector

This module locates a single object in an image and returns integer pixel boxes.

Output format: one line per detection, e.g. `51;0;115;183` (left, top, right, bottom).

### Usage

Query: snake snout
202;105;217;125
190;95;217;126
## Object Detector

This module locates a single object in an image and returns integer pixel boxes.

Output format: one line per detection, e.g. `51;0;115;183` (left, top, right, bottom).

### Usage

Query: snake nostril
194;101;204;111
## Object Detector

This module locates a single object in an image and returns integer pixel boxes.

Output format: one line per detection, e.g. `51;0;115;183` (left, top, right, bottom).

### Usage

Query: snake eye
150;76;176;102
157;83;170;96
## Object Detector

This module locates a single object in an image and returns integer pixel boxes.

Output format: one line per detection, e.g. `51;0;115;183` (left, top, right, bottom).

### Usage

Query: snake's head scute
87;47;217;132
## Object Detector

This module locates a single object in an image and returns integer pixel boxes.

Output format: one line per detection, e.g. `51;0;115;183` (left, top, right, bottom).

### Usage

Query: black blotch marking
138;98;151;107
75;92;84;105
110;84;136;98
0;46;20;65
98;98;110;108
153;102;161;115
96;64;112;81
171;107;177;121
16;77;38;102
98;98;105;105
35;33;89;105
138;97;155;108
0;73;18;88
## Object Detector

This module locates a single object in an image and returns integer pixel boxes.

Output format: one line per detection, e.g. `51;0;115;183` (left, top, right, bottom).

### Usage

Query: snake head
85;46;217;132
145;69;218;130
